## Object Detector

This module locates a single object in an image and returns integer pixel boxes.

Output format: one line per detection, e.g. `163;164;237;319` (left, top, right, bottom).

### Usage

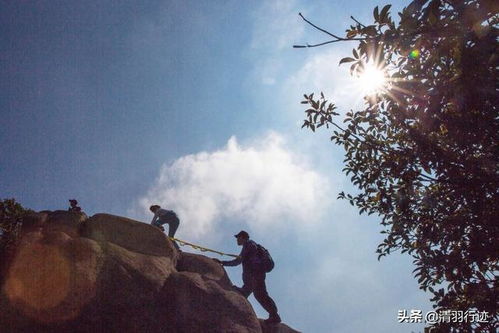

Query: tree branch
311;119;444;184
293;13;370;48
350;16;366;28
298;12;343;39
294;39;347;48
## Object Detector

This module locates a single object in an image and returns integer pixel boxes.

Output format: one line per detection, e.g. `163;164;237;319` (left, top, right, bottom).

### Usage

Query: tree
0;199;33;278
297;0;498;330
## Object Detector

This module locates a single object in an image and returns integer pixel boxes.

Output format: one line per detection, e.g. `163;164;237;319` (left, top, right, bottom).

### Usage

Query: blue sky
1;1;434;332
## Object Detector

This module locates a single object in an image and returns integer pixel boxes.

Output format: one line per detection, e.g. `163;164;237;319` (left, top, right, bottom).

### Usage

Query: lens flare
3;235;100;324
5;243;71;311
409;49;420;59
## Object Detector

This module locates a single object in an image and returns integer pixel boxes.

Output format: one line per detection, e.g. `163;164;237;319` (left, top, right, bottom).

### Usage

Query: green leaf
350;63;358;75
339;57;355;65
364;25;377;36
346;30;357;39
380;4;391;21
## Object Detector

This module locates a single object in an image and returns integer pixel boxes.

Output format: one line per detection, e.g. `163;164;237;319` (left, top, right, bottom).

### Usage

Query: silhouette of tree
297;1;498;330
0;199;33;278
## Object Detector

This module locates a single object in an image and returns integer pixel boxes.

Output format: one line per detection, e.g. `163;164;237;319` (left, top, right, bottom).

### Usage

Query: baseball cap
234;230;249;239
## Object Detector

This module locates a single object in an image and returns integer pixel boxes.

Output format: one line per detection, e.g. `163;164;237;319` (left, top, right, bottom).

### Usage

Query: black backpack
255;243;274;273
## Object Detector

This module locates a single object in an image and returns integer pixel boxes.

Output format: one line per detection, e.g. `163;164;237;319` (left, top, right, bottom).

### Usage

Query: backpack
255;243;275;273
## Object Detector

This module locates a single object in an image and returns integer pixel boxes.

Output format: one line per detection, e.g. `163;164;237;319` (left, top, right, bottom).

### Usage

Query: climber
214;231;281;324
68;199;82;213
149;205;180;250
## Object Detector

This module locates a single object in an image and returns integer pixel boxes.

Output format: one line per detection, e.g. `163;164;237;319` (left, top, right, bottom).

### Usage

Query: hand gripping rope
169;237;239;258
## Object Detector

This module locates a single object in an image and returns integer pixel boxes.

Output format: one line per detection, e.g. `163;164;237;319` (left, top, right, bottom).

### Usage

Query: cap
69;199;78;204
234;230;249;239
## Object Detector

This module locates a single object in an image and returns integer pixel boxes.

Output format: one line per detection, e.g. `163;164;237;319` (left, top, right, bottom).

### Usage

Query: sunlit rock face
0;211;300;333
4;233;101;324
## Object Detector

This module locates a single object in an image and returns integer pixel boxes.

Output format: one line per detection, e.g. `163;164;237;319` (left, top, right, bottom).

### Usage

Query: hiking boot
264;313;281;324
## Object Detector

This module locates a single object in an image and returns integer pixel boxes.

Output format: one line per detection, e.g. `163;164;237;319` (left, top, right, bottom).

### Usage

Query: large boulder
78;241;176;313
0;212;177;332
22;210;86;237
177;252;233;290
1;229;103;326
80;213;177;258
160;271;262;333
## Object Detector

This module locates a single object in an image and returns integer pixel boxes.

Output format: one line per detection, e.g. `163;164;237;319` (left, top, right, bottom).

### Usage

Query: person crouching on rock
214;230;281;324
149;205;180;250
68;199;82;213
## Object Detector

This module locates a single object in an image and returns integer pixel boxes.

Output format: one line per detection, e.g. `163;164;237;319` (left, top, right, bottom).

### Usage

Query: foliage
299;0;498;330
0;199;33;273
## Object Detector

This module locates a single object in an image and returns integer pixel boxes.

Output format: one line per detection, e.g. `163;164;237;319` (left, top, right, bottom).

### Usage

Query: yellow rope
169;237;239;258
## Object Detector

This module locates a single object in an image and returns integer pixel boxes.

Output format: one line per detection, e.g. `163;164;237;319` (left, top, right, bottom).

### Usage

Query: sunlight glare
358;62;387;95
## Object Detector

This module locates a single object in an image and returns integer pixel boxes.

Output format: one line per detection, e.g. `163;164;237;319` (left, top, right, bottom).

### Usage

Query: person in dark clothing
215;230;281;324
149;205;180;250
68;199;82;213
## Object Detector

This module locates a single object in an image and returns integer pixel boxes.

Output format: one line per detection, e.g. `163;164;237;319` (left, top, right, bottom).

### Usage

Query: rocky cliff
0;211;300;333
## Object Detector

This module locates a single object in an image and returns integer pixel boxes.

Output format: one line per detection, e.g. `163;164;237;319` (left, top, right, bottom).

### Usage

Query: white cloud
132;132;332;241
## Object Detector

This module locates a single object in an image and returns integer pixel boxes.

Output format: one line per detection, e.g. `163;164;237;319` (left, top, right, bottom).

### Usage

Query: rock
95;242;175;305
1;213;177;332
22;211;86;237
259;320;302;333
160;271;262;333
2;231;103;325
176;252;233;289
0;211;299;332
20;212;48;230
80;213;177;258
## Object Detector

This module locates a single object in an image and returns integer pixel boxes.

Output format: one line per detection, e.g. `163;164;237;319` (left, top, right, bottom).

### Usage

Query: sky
1;1;434;332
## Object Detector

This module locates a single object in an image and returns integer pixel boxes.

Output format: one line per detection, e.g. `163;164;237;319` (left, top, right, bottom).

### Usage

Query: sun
358;62;387;95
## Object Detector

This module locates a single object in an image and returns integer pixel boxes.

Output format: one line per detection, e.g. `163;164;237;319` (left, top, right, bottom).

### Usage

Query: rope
169;237;239;258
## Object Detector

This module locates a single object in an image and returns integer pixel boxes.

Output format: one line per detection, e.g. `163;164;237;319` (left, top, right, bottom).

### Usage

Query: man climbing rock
214;230;281;324
149;205;180;250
